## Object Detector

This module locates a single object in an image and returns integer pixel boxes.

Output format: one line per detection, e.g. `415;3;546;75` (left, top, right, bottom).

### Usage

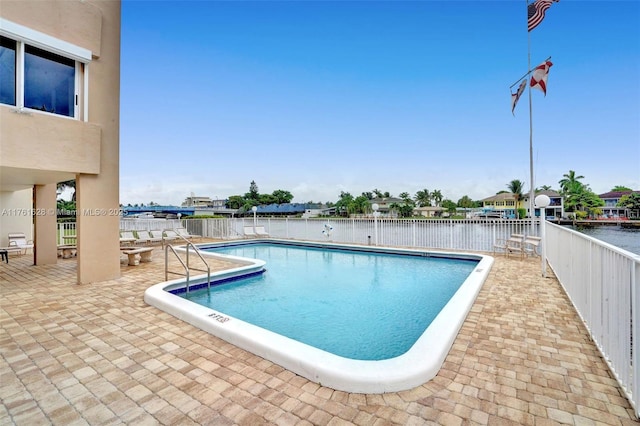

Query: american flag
528;0;559;32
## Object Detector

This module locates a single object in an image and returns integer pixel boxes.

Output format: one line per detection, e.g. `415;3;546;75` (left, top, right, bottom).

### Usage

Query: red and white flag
511;80;527;115
530;60;553;96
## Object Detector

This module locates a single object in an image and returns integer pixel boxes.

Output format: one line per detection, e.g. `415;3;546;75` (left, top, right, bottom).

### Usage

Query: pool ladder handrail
164;235;211;294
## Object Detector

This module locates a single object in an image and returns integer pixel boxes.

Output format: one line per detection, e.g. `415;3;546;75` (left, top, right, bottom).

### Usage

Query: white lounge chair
163;230;181;241
136;230;162;245
150;230;177;244
255;226;270;237
243;226;257;238
120;231;137;246
175;228;200;240
7;232;34;254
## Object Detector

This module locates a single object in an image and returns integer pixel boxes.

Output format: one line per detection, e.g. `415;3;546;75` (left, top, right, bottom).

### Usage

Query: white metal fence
223;217;541;252
545;222;640;418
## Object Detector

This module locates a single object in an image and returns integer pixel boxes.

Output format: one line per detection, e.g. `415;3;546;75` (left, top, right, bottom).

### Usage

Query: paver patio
0;242;637;425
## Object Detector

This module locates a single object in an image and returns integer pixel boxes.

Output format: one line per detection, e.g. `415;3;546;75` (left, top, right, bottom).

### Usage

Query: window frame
0;18;91;121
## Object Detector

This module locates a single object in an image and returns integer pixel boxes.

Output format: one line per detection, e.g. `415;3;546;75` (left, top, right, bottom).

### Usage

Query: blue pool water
181;242;478;361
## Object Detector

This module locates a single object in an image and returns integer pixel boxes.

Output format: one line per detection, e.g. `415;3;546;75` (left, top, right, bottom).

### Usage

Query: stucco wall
0;189;33;247
1;0;121;283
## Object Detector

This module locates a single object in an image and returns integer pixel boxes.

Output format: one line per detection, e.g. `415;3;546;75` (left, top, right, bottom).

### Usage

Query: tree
334;191;354;217
271;190;294;204
389;202;414;218
57;179;76;201
442;199;457;216
538;185;553;191
226;195;245;209
612;185;632;192
372;188;391;198
559;170;585;194
618;193;640;210
457;195;475;209
432;190;443;207
399;192;412;203
414;189;431;207
245;180;260;202
506;179;525;217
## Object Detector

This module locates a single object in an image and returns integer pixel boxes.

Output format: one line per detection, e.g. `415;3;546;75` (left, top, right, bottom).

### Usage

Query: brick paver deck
1;242;637;425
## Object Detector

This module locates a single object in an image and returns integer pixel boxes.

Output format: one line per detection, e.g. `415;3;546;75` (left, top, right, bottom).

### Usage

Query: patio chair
150;230;177;244
136;230;163;245
7;232;34;255
175;228;200;240
524;236;542;257
493;233;525;258
243;226;257;238
163;230;182;241
120;231;137;246
255;226;270;237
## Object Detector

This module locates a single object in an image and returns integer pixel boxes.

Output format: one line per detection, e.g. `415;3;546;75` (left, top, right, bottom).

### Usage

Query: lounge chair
120;231;137;246
136;230;163;245
243;226;257;238
175;228;200;240
7;232;34;255
150;230;177;244
255;226;270;237
163;230;181;241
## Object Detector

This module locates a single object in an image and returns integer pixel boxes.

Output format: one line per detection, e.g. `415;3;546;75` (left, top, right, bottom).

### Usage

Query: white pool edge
144;240;494;394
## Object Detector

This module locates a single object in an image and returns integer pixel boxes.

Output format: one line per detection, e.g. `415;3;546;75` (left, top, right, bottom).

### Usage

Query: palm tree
507;179;525;217
414;189;431;207
432;190;443;207
558;170;585;194
538;185;553;191
57;179;76;201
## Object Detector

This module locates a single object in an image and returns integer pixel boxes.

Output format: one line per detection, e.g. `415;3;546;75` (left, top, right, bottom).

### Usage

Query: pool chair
524;236;542;257
7;232;34;255
255;226;270;237
136;230;163;245
492;233;526;258
243;226;258;238
120;231;137;246
150;230;177;244
175;228;200;240
163;230;181;241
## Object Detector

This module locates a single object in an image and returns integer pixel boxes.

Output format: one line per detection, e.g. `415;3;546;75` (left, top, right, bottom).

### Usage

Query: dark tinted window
0;36;17;106
25;45;75;116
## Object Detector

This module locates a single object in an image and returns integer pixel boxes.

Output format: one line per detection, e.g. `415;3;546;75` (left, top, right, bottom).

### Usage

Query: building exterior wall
0;189;33;247
0;0;121;282
34;184;58;264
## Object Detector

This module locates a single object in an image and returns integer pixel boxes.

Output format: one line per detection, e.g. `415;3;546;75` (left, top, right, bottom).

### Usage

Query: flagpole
527;0;536;228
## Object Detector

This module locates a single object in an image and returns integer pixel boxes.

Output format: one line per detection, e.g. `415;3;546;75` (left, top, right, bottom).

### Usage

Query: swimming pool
144;240;494;393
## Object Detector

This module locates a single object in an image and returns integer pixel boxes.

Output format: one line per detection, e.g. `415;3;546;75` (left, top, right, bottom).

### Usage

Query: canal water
570;225;640;255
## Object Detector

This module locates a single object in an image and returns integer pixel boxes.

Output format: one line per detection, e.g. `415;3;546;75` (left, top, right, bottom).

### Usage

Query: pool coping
144;239;494;393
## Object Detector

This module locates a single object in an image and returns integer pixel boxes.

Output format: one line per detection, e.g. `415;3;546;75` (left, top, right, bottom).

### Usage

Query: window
0;36;16;106
24;45;75;116
0;19;90;119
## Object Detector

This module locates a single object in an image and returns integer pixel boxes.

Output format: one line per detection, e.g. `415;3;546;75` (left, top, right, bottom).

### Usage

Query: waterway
569;225;640;255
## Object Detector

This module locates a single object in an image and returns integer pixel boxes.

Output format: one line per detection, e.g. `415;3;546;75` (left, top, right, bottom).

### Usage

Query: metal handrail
164;235;211;295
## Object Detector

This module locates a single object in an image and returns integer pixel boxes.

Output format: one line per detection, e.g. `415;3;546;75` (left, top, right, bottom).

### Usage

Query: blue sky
119;0;639;206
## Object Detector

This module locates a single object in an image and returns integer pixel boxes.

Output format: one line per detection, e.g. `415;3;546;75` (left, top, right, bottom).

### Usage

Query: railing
57;222;76;245
165;236;211;295
545;222;640;418
223;217;540;252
